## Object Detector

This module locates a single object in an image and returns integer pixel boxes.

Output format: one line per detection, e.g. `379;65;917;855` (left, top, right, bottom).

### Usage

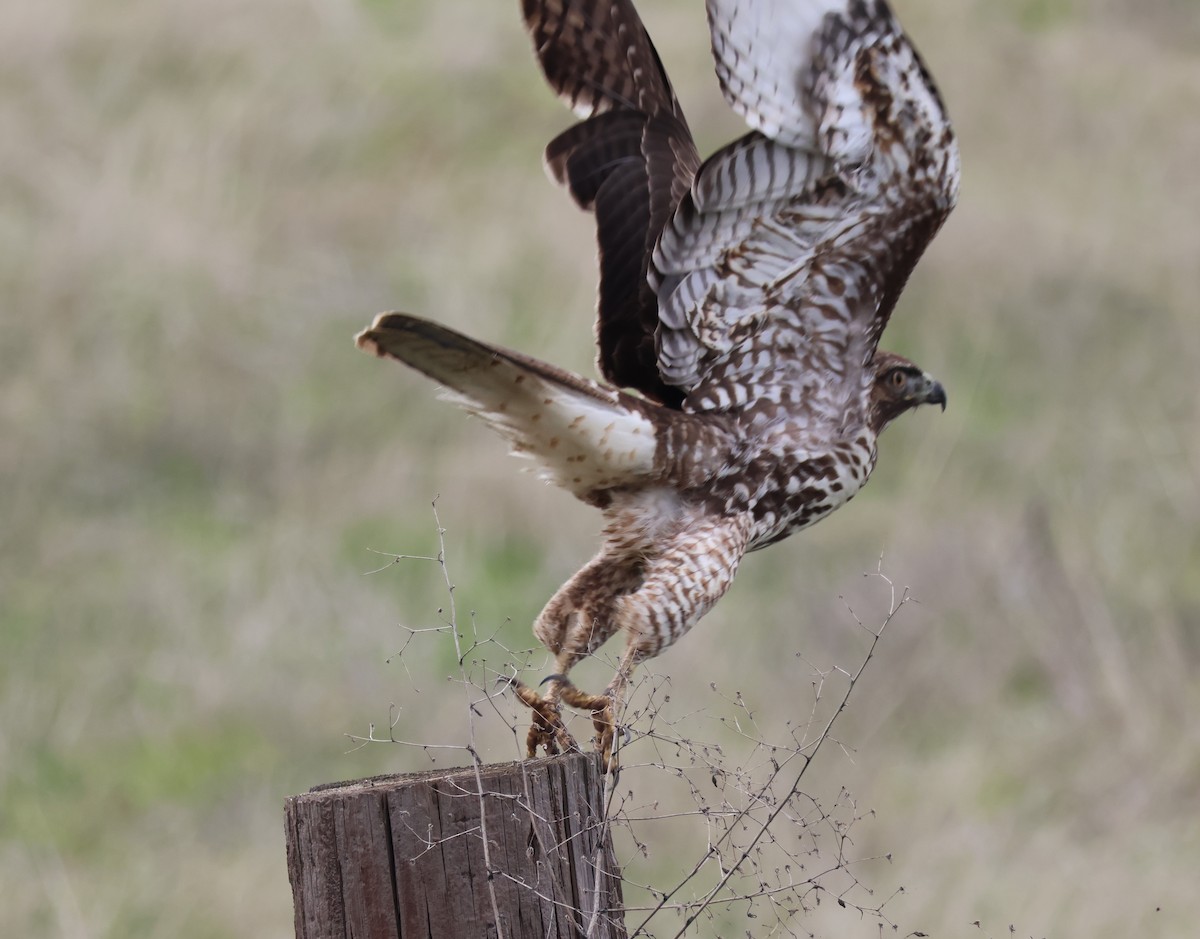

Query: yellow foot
506;677;579;758
557;680;620;774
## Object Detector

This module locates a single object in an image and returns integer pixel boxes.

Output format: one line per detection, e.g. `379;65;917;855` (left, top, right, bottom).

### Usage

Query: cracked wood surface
285;752;625;938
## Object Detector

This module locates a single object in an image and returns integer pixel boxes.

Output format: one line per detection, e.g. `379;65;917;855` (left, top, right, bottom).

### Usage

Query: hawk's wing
523;0;700;407
654;0;960;419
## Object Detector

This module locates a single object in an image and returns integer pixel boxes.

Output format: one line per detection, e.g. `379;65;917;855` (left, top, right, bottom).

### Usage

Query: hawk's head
869;351;946;432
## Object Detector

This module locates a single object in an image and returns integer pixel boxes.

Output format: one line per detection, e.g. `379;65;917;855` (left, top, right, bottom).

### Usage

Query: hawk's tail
356;313;660;498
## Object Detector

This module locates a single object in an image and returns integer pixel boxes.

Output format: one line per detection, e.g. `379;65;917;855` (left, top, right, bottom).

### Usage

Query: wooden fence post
285;752;626;938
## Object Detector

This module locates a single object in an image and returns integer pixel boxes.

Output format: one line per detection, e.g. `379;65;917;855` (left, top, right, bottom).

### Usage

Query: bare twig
358;519;916;937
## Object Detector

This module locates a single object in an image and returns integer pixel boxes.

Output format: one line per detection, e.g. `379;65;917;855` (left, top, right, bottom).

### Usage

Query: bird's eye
890;370;907;390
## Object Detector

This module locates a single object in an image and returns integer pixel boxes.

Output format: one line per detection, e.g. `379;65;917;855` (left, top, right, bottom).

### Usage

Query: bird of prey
357;0;959;770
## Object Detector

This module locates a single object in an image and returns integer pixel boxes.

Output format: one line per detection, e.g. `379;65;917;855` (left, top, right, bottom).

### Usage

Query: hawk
357;0;959;770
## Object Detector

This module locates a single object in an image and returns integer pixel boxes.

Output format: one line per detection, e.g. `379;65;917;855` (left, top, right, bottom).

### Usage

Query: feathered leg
556;512;755;771
510;542;646;757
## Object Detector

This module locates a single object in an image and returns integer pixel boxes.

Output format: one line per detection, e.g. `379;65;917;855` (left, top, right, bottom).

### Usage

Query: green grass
2;0;1199;936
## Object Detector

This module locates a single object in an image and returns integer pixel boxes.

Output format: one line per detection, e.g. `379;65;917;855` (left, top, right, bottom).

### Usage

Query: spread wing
523;0;700;407
654;0;961;420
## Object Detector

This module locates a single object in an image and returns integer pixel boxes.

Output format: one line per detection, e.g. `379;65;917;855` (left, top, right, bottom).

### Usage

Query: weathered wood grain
285;752;625;938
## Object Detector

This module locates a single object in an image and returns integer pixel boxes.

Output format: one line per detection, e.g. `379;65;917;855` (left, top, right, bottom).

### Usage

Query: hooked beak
922;374;947;412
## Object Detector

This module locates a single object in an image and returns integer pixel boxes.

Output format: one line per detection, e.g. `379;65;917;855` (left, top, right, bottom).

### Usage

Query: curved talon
505;674;627;771
507;675;579;758
526;707;561;758
550;683;621;772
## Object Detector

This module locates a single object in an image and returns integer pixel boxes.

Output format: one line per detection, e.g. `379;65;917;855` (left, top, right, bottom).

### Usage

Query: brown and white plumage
357;0;958;769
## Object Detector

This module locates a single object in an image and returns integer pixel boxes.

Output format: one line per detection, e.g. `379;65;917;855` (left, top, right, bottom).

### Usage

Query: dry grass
2;0;1198;936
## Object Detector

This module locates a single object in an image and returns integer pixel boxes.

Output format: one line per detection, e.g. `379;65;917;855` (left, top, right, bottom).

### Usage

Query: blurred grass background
2;0;1198;935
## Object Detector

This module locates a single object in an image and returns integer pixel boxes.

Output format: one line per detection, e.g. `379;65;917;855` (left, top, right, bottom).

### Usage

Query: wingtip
354;330;382;356
354;311;411;357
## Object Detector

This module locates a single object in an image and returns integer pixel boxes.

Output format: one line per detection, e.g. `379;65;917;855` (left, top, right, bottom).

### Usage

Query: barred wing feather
655;0;961;416
524;0;701;406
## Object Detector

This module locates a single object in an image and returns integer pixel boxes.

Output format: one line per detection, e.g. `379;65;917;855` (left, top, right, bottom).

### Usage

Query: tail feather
355;313;660;498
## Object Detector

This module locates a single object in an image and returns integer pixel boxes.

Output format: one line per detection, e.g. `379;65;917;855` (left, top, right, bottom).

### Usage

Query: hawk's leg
508;674;578;757
557;512;757;771
556;646;640;774
511;542;645;759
